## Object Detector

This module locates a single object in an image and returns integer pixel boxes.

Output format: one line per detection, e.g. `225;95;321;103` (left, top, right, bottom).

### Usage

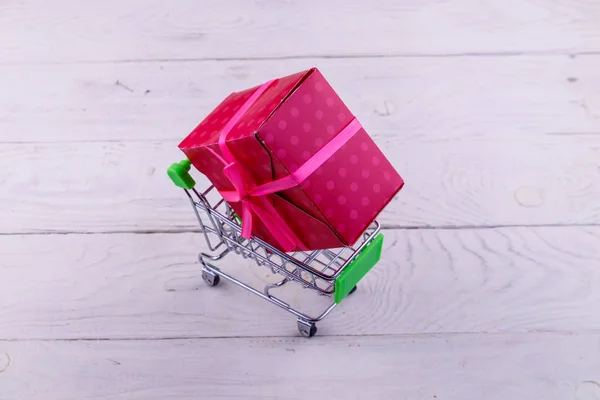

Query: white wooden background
1;1;600;399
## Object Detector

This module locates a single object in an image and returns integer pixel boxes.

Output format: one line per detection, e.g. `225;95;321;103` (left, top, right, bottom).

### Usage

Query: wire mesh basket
168;159;384;337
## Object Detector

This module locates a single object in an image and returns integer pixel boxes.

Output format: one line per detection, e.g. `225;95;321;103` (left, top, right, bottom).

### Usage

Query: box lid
179;69;313;150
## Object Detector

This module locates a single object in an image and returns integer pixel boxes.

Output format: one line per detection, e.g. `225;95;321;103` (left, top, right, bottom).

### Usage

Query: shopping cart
167;159;385;337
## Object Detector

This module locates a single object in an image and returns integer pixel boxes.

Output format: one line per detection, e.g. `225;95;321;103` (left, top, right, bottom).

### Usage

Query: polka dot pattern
181;70;307;148
180;67;403;250
256;68;403;247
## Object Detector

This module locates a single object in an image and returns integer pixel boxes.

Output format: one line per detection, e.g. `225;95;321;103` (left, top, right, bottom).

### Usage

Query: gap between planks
2;50;600;67
0;222;599;237
2;329;600;343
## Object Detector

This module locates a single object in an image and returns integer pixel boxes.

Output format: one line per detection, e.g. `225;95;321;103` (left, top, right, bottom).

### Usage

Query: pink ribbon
212;79;362;251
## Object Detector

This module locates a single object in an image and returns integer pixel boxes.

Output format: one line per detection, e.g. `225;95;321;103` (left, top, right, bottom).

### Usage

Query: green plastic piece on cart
233;213;242;225
334;233;384;304
167;159;196;189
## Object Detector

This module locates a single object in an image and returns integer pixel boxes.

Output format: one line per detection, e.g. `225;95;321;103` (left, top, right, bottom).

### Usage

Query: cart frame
168;159;384;337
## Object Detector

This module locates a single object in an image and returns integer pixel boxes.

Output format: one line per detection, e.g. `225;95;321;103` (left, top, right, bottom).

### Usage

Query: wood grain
1;56;599;143
2;1;599;396
2;0;600;64
1;135;599;234
1;226;598;340
1;332;599;399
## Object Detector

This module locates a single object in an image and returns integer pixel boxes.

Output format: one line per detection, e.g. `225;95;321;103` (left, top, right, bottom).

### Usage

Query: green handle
167;159;196;189
334;233;384;303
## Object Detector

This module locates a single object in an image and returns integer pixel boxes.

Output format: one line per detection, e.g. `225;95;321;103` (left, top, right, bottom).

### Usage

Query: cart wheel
349;285;358;295
202;270;220;287
297;320;318;338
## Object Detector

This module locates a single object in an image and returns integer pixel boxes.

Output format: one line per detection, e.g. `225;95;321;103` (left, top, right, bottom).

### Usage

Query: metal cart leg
200;255;339;337
297;318;317;338
201;268;220;287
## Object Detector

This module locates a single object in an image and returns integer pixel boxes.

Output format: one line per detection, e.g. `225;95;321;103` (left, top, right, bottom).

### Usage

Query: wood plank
0;333;599;399
1;56;600;143
1;226;598;340
1;135;599;234
2;0;600;64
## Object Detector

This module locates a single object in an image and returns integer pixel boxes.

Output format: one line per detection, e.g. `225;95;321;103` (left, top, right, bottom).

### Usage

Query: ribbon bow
211;79;362;252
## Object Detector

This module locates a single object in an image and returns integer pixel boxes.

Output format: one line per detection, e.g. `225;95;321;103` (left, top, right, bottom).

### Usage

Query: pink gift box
179;67;404;251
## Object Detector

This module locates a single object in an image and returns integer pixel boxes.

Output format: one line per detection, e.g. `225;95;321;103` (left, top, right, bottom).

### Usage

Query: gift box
178;67;404;252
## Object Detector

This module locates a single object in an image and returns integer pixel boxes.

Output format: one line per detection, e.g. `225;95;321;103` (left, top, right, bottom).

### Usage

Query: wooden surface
2;0;600;62
2;333;599;400
2;56;600;143
1;1;600;399
1;226;600;340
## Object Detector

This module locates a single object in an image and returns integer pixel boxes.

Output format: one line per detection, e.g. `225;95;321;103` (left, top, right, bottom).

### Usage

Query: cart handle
334;233;384;303
167;159;196;190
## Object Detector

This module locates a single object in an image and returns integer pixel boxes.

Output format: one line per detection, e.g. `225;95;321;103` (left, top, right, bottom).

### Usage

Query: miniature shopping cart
167;159;385;337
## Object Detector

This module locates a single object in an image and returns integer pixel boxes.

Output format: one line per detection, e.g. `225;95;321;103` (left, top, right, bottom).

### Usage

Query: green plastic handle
334;233;384;304
167;159;196;190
